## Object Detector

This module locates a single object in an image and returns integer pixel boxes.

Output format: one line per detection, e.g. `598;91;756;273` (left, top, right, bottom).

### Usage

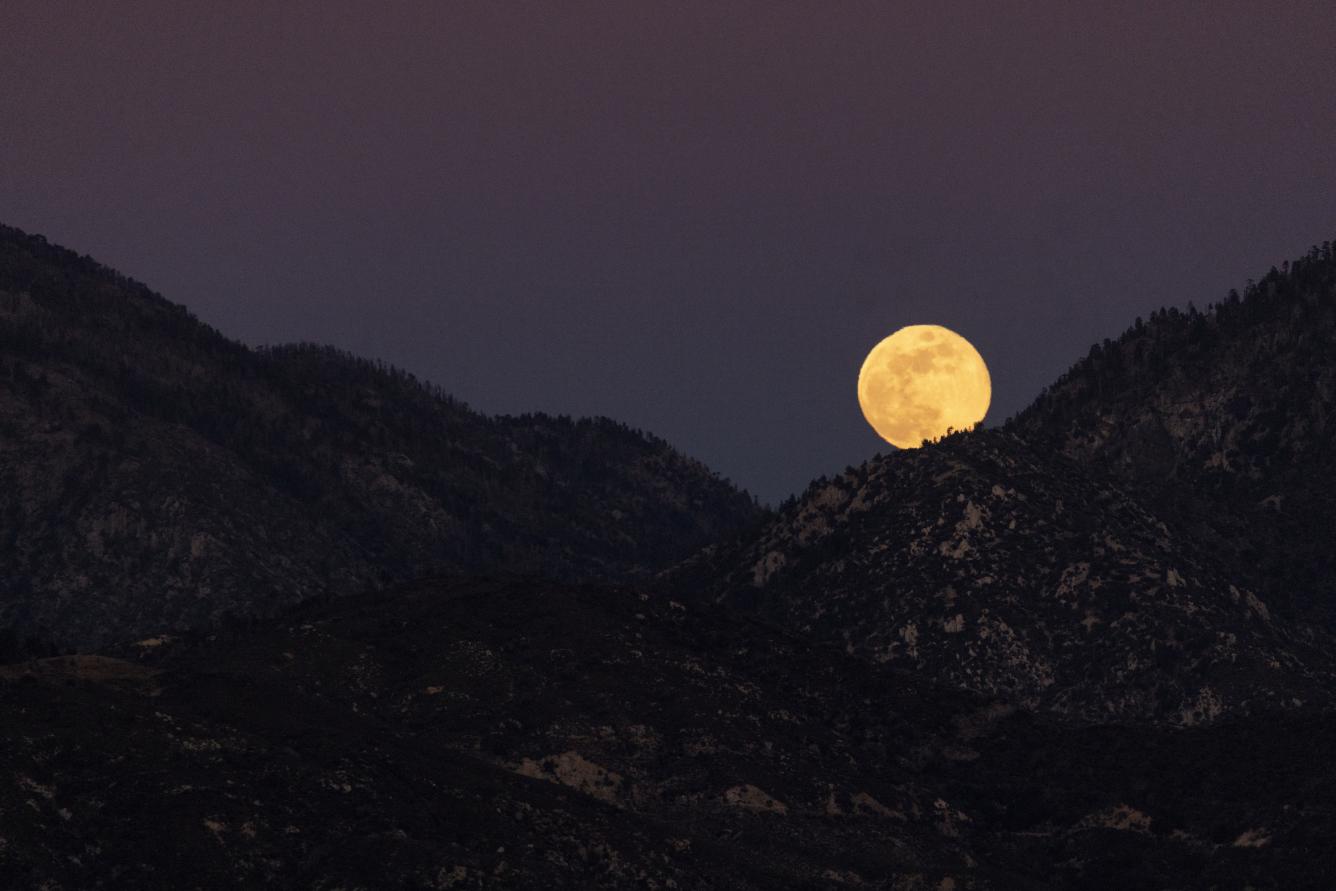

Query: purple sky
3;3;1334;502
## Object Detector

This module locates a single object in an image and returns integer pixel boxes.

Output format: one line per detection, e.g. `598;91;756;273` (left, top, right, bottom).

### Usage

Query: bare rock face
681;430;1333;723
0;225;762;649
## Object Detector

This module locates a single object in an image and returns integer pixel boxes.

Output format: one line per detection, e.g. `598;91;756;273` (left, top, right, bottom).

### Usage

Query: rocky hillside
670;241;1336;724
1012;241;1336;624
4;575;1332;889
0;225;762;649
675;430;1333;724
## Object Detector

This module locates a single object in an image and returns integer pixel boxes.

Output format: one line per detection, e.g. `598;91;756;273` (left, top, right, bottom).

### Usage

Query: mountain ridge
670;428;1334;724
0;223;763;650
668;238;1336;724
1011;239;1336;624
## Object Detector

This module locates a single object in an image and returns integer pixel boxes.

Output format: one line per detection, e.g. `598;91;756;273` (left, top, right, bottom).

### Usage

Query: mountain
0;225;762;650
5;575;1333;889
7;224;1336;887
674;428;1332;723
1012;242;1336;625
667;242;1336;724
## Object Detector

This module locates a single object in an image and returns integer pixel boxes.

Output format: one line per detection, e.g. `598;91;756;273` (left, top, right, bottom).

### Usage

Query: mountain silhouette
1013;244;1336;628
4;225;1336;887
0;224;761;650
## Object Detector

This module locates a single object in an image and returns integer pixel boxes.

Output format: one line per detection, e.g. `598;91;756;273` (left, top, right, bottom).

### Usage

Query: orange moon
857;325;991;449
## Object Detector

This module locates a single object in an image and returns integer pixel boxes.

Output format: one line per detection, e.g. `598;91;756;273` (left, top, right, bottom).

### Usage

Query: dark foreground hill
0;225;761;649
4;576;1334;890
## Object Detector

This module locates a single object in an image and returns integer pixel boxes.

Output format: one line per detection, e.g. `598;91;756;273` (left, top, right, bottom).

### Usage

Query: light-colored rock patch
1178;687;1224;726
722;784;788;815
1232;828;1271;848
899;622;920;658
752;550;787;587
1079;804;1152;833
1245;590;1270;622
851;791;901;819
933;798;969;837
515;751;625;805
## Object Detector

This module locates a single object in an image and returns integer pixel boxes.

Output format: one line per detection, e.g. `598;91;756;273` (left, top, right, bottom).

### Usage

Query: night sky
3;4;1334;503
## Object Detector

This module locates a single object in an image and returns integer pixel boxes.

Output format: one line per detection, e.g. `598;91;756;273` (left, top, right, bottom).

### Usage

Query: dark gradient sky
3;4;1334;503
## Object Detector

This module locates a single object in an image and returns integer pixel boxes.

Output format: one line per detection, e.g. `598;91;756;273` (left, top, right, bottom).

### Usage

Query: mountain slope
0;225;762;649
674;430;1332;723
672;241;1336;724
0;577;990;889
1012;241;1336;624
4;575;1333;889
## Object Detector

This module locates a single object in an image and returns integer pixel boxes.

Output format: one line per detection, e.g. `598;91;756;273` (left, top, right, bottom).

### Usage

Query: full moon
857;324;991;449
